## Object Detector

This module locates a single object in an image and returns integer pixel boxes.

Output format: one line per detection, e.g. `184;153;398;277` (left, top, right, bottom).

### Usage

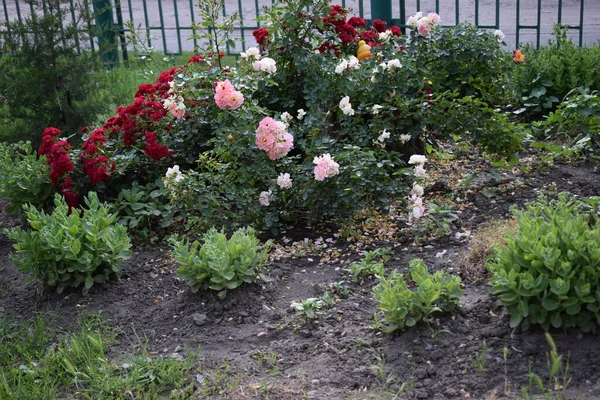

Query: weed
198;361;241;397
252;351;279;376
348;247;391;283
0;313;196;399
458;218;518;284
521;333;572;400
369;352;412;398
469;340;487;374
290;298;326;320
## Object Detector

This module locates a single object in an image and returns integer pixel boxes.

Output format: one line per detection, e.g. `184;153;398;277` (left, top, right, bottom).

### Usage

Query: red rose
371;19;387;33
347;17;366;28
253;27;269;46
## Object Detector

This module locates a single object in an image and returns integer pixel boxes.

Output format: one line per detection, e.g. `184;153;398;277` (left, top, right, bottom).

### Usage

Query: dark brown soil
1;159;599;399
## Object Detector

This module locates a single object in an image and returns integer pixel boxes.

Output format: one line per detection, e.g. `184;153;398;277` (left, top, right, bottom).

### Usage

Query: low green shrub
348;247;391;282
0;141;52;220
4;192;133;294
512;25;600;116
535;89;600;158
487;193;600;331
373;259;463;333
170;227;270;298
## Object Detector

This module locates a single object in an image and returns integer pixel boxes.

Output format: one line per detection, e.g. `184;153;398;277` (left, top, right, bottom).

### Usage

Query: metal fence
1;0;598;64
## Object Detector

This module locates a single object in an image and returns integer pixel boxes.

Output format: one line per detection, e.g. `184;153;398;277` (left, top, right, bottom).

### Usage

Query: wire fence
1;0;598;64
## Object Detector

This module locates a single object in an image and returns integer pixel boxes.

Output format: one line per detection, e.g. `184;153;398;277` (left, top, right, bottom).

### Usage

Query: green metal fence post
92;0;118;66
371;0;392;23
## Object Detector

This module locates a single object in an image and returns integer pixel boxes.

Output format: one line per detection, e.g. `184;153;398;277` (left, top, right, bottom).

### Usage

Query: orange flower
513;50;525;63
357;40;372;61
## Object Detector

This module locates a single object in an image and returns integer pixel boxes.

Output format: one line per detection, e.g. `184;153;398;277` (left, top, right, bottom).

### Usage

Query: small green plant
251;351;279;376
290;298;325;320
521;333;571;400
170;227;270;298
469;340;487;374
4;193;133;294
329;281;351;298
0;141;52;220
372;259;463;333
487;193;600;331
412;201;459;244
348;247;391;282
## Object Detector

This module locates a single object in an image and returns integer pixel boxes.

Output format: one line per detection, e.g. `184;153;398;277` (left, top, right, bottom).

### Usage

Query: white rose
378;129;391;142
408;154;428;165
276;173;293;189
411;183;424;196
372;104;384;115
387;59;402;70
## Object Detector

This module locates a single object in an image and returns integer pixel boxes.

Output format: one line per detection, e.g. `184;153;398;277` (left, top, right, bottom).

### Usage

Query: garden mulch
1;155;599;399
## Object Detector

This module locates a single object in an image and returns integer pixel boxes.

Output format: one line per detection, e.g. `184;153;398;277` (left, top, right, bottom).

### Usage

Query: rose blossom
259;190;271;206
313;153;340;181
339;96;355;116
411;183;424;197
214;79;244;110
408;154;427;165
276;173;293;189
253;57;277;73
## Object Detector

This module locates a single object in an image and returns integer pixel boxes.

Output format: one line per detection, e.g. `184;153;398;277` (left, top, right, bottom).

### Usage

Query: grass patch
458;218;518;284
0;312;197;399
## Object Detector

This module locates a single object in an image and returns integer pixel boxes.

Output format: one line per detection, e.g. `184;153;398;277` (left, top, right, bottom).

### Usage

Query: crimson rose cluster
37;56;210;207
253;4;402;57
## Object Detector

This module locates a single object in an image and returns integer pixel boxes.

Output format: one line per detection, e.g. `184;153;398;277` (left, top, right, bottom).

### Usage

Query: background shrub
535;89;600;159
0;0;99;143
4;192;133;294
0;141;52;220
487;193;600;331
511;25;600;116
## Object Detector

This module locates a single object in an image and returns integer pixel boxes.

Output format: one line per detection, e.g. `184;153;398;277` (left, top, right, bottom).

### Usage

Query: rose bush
34;1;520;235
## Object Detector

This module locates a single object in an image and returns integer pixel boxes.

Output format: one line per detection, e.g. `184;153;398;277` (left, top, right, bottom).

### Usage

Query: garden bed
1;156;599;399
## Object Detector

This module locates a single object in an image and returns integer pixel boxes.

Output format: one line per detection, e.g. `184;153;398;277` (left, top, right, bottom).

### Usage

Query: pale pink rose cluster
407;155;428;221
163;95;186;119
276;172;293;189
255;117;294;160
259;190;271;206
406;12;441;36
214;79;244;110
313;153;340;181
253;57;277;73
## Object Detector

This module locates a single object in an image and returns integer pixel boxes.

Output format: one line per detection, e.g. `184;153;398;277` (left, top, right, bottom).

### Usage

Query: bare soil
1;157;599;399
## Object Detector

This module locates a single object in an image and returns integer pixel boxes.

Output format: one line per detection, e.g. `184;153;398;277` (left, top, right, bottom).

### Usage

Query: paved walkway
2;0;599;53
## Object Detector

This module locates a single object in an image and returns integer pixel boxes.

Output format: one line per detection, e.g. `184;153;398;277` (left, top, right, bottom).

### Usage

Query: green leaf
541;297;559;311
530;87;547;98
550;313;562;328
84;275;93;290
70;239;81;256
509;313;523;328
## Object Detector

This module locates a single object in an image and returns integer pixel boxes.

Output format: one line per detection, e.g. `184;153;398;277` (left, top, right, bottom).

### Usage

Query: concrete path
2;0;599;53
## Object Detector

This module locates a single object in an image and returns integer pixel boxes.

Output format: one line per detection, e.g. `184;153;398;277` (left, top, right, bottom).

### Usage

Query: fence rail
1;0;598;64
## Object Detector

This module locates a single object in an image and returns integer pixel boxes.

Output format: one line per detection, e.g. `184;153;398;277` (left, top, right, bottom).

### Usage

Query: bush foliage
170;227;270;298
373;259;463;333
0;141;52;220
487;193;600;331
4;193;133;294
